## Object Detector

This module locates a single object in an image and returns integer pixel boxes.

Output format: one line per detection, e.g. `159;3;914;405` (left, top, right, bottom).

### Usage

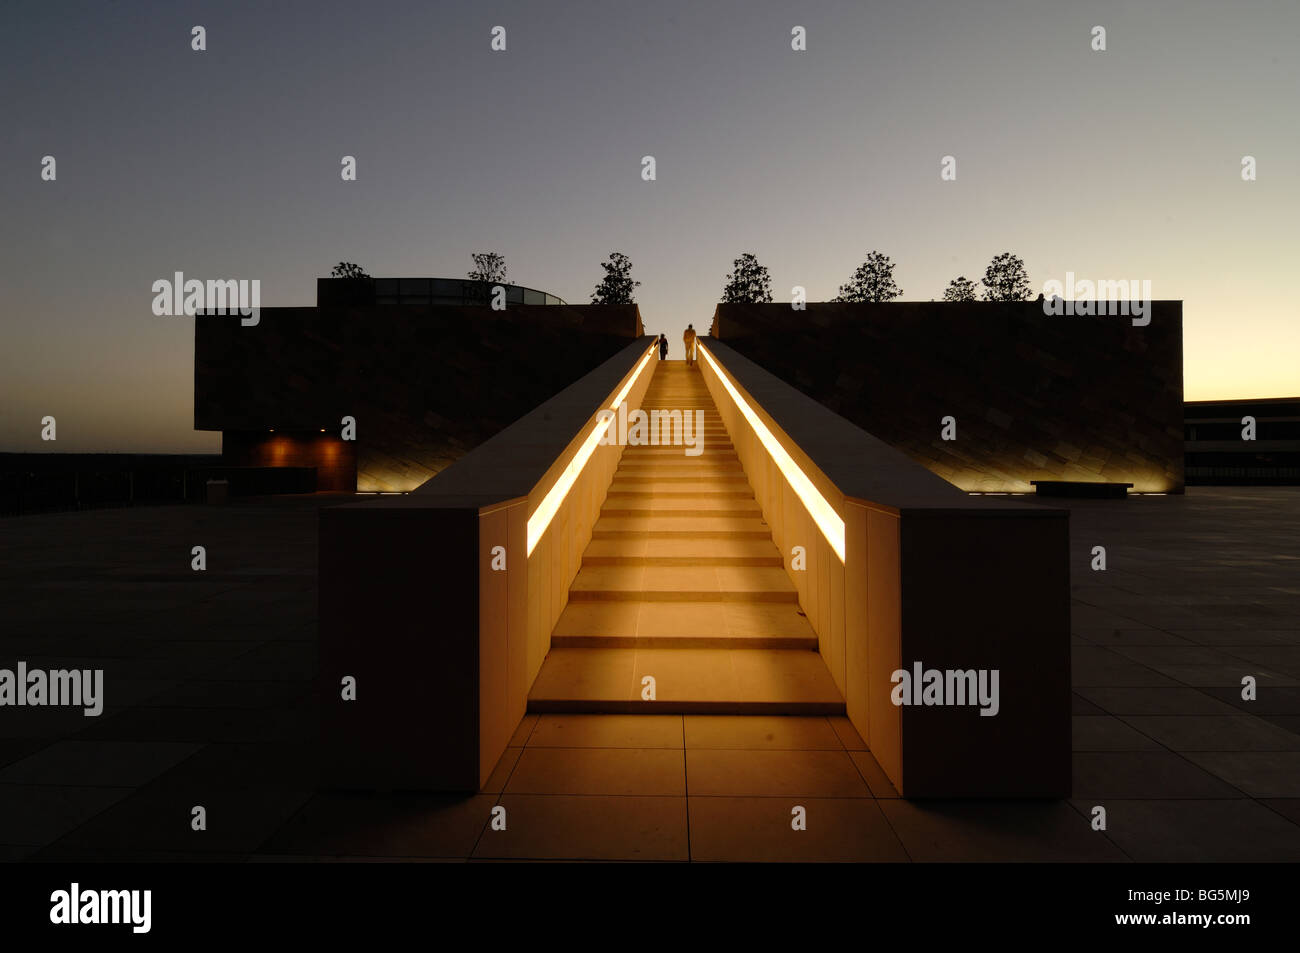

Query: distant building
318;277;566;309
1185;397;1300;485
194;279;639;493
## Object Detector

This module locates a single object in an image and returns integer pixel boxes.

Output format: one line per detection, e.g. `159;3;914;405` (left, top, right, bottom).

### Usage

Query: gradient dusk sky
2;0;1296;452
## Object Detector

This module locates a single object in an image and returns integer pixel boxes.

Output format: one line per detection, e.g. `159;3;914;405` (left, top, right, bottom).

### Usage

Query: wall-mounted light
526;343;656;555
697;343;846;563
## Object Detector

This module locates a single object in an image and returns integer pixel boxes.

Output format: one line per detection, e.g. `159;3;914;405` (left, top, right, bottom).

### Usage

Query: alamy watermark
1041;272;1152;326
891;661;1000;716
152;271;260;326
50;883;151;933
0;661;103;716
598;404;705;457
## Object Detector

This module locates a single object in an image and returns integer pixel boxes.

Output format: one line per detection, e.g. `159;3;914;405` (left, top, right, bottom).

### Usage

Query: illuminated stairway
527;359;844;714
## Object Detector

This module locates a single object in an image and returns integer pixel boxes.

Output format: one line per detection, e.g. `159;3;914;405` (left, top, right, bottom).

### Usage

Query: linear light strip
526;344;656;555
698;343;846;563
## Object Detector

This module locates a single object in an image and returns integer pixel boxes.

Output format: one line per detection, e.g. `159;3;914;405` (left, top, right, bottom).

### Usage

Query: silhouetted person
683;324;697;367
658;334;668;360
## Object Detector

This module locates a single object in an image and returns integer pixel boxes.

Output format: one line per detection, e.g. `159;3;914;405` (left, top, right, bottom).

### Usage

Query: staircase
527;359;844;714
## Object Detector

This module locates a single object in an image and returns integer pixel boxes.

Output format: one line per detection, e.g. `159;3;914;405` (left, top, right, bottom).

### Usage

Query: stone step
616;435;731;445
633;419;724;426
615;471;745;482
592;516;772;539
614;469;747;482
606;482;754;497
582;537;782;567
640;411;718;418
600;500;760;518
568;565;796;602
654;432;729;439
619;443;730;451
618;456;739;467
527;647;844;714
619;443;731;452
629;403;717;409
551;600;815;648
614;458;739;469
635;426;724;434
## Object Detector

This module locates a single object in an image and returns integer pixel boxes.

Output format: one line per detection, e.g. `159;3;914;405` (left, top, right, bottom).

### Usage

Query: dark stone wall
196;303;642;491
710;301;1184;493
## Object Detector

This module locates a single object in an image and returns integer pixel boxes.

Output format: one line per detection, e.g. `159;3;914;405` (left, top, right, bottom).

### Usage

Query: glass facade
370;278;566;307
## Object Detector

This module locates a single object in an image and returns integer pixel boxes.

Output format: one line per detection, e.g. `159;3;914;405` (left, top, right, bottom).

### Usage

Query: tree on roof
330;262;370;279
981;253;1032;301
943;276;977;301
467;252;508;285
833;251;902;302
721;253;773;303
591;252;641;305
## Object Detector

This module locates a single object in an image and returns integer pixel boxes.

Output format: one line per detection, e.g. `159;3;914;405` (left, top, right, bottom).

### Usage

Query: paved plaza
0;488;1297;861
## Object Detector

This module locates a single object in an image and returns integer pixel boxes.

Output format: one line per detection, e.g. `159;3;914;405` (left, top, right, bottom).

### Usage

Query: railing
696;338;1072;797
318;338;657;791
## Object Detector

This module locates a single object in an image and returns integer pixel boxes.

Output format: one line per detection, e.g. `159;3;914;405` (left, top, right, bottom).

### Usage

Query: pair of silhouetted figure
655;326;698;365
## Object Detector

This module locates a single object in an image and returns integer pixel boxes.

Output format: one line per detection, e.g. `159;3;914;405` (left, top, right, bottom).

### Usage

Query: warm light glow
527;344;656;555
697;343;846;563
356;468;428;493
